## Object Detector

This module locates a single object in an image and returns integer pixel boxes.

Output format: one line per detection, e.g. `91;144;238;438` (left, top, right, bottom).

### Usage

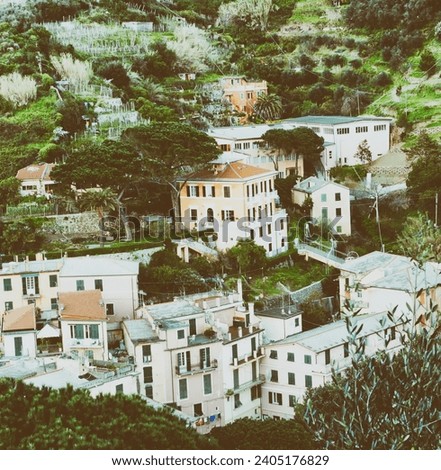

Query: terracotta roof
179;162;273;182
16;163;55;181
3;305;36;332
59;290;106;321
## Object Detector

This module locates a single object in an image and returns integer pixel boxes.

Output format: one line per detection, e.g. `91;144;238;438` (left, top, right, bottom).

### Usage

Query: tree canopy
0;379;214;450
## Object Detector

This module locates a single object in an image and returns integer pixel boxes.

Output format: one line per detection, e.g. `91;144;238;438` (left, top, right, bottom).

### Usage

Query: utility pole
375;189;384;252
435;192;439;227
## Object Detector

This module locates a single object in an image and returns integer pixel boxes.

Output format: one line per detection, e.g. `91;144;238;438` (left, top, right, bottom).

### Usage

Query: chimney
237;278;243;301
248;302;255;316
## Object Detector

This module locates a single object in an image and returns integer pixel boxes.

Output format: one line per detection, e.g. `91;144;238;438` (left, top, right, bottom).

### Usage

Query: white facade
16;163;56;197
123;288;265;433
0;257;63;315
177;162;288;257
293;176;352;236
3;330;37;358
261;310;406;419
58;257;139;322
207;115;392;175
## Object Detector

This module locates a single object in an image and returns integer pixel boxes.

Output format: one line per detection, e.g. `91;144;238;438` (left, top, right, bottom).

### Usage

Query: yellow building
177;161;288;257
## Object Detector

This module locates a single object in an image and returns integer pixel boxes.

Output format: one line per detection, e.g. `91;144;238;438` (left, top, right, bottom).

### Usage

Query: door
14;337;23;357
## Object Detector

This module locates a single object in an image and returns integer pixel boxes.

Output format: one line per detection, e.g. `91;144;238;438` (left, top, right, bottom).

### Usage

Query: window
232;344;238;361
94;279;103;291
51;298;58;310
270;370;279;383
267;224;272;235
72;324;84;339
233;369;240;389
142;345;152;363
388;326;396;341
344;342;349;358
22;276;39;295
325;349;331;365
305;375;313;388
287;352;295;362
203;185;215;197
304;355;312;364
221;210;235;221
289;395;297;407
295;318;300;327
49;275;57;288
243;142;250;149
179;379;188;399
251;385;261;400
268;392;282;405
336;226;342;233
5;301;13;311
189;318;196;336
3;278;12;291
145;384;153;398
223;186;231;198
335;192;341;201
320;193;327;202
203;374;212;395
177;351;190;371
187;185;199;197
337;127;350;135
190;209;197;221
234;393;241;409
321;208;328;220
288;372;296;385
106;303;114;316
374;124;386;131
194;403;203;417
76;280;85;291
177;329;185;340
355;126;368;133
89;324;99;339
200;347;211;369
336;208;342;217
269;350;278;359
116;384;124;394
268;243;272;252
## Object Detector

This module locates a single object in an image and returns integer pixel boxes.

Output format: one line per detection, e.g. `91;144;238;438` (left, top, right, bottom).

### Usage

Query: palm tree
253;93;283;121
78;188;118;246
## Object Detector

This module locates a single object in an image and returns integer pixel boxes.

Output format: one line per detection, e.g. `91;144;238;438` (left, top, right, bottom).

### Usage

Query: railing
175;359;218;376
233;374;266;393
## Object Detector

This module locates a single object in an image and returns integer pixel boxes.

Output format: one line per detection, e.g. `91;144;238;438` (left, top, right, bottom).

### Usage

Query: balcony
231;347;265;366
70;338;103;348
232;374;266;393
175;359;218;377
224;323;262;343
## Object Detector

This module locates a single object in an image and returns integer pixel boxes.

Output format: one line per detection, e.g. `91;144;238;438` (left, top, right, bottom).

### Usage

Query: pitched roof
16;163;55;181
0;258;63;275
274;311;403;352
3;305;36;332
123;319;159;344
293;176;349;194
59;256;139;277
341;251;407;274
178;161;273;183
59;290;106;321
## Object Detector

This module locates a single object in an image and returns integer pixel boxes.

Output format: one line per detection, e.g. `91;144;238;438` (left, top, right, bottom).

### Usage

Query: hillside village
0;0;440;450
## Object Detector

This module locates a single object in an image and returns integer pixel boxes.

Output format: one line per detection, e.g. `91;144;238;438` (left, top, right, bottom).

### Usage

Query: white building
1;304;37;358
207;115;392;176
261;310;407;419
0;256;63;317
16;162;56;197
339;251;441;318
123;287;266;433
292;176;352;236
177;161;288;257
59;290;108;361
58;256;140;323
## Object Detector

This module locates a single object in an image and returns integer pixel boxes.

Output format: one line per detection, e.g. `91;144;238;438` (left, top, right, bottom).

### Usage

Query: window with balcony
177;351;191;372
142;345;152;363
89;324;99;339
22;275;39;296
3;278;12;291
200;347;211;369
234;393;242;409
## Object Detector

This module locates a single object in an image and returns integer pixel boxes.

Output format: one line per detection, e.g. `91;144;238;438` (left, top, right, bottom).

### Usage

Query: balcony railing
70;338;103;348
175;359;218;376
233;374;266;393
231;347;265;366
